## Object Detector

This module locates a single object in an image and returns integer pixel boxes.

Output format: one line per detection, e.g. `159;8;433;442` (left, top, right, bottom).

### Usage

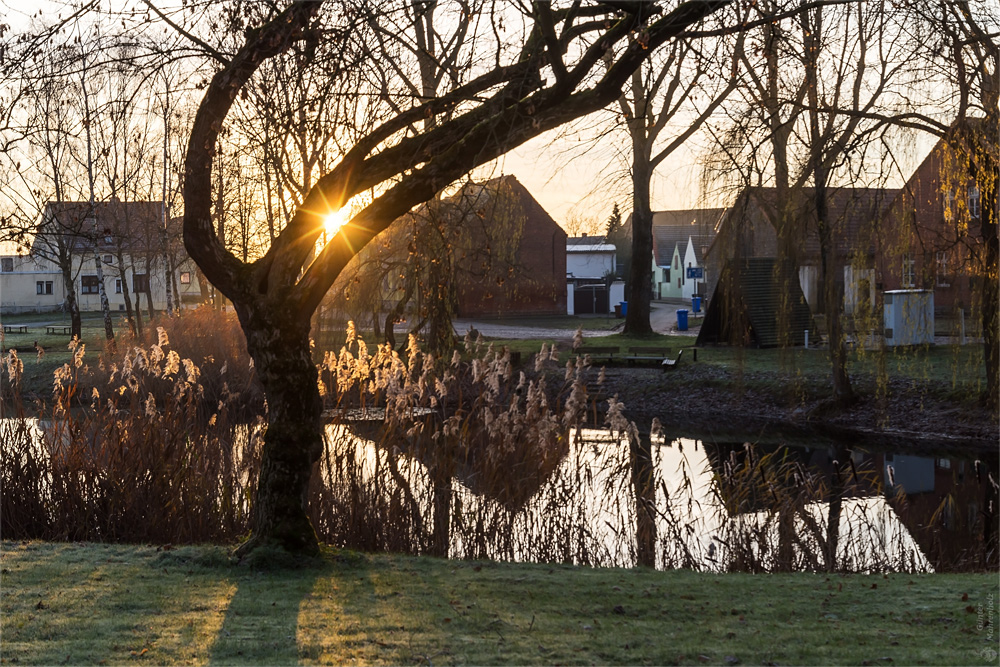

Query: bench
661;348;684;369
3;325;28;334
623;346;672;366
45;325;72;335
573;345;619;364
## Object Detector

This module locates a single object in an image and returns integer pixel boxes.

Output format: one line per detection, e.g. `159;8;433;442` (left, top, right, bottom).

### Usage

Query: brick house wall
453;176;567;317
878;140;983;314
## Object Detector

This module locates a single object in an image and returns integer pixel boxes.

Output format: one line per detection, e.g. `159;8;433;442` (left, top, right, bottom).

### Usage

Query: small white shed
883;289;934;346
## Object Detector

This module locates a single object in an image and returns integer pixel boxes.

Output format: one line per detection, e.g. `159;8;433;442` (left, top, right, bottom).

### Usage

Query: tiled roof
697;257;814;348
31;200;166;254
717;187;898;260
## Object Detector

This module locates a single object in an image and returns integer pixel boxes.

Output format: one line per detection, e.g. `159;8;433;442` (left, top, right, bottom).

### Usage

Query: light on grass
324;206;351;236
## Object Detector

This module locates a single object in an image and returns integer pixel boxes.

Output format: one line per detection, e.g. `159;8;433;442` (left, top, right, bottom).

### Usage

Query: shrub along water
1;320;993;572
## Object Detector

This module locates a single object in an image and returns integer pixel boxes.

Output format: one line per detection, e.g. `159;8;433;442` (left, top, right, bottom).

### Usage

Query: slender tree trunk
60;258;82;338
233;303;323;557
625;157;654;335
94;254;115;343
144;255;156;322
116;253;137;337
817;188;853;404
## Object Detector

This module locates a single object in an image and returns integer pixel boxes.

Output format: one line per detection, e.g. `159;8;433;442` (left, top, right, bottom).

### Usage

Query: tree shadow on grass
207;551;332;665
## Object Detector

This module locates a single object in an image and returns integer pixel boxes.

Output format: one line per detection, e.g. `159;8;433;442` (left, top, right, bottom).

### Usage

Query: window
968;186;980;219
1;258;12;272
103;254;114;264
36;281;53;295
81;275;100;294
902;255;916;288
115;278;122;294
662;269;668;282
935;251;949;287
133;273;149;293
180;271;191;285
673;255;679;270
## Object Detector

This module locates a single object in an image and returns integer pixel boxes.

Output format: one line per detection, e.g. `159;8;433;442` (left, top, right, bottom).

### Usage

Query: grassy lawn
1;542;995;666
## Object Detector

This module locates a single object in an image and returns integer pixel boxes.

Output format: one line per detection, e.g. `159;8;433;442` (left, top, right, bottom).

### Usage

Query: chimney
582;232;588;237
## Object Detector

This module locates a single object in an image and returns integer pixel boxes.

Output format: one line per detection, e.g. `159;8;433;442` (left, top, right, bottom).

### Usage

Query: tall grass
1;318;993;572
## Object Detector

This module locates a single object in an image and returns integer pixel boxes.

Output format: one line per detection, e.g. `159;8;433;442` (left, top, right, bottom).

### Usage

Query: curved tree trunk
233;302;324;557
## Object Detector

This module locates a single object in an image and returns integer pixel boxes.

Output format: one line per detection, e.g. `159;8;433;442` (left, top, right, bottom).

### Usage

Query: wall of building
456;226;567;317
566;250;615;281
1;252;202;315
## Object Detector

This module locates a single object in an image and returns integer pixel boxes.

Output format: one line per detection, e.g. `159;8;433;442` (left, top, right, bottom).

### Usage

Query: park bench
661;348;684;369
623;346;672;366
573;345;618;365
3;324;28;334
45;325;72;335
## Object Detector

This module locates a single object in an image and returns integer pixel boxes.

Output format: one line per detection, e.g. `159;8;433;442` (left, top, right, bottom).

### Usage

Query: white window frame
968;186;980;219
902;255;916;288
935;251;949;287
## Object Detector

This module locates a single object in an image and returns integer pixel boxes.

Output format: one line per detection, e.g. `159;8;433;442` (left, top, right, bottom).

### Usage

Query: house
650;209;723;301
875;132;990;316
452;176;567;317
565;234;624;315
706;187;899;315
696;257;814;348
333;175;567;325
0;200;202;315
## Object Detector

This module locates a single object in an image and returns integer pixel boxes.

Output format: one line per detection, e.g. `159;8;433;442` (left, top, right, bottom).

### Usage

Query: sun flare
324;206;351;236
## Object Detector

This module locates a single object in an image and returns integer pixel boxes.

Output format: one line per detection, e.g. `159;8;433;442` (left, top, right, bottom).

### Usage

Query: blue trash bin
676;308;689;331
620;301;628;317
692;296;701;313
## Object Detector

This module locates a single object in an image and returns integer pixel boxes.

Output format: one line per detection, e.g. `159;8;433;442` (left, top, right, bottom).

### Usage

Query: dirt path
453;300;703;340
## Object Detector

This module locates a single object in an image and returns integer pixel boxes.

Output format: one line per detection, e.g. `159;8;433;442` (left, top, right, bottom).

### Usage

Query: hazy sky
2;0;942;241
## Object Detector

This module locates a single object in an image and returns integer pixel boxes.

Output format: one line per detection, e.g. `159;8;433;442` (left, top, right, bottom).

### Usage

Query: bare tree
619;11;745;335
175;0;731;557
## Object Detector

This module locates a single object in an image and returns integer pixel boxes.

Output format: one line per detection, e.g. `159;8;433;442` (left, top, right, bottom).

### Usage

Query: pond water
4;414;995;572
326;423;999;573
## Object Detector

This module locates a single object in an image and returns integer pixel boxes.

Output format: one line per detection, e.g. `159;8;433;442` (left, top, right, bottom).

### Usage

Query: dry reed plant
1;323;988;572
2;335;260;543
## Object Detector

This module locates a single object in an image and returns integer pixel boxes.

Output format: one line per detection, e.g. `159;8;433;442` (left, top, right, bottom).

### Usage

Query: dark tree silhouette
181;0;731;557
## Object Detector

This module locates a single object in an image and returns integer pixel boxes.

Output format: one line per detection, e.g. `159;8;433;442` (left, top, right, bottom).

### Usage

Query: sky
0;0;946;246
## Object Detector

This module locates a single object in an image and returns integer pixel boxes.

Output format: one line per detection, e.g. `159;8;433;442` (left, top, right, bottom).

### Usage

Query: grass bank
2;542;996;666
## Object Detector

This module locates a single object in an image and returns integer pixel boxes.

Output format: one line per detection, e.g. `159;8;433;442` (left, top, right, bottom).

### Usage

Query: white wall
1;252;202;314
567;251;615;280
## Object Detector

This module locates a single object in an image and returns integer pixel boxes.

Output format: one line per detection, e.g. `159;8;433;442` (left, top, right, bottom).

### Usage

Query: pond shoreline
597;366;998;455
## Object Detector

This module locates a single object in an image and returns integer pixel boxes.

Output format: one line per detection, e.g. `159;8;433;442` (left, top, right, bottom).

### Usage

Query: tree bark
233;301;323;557
59;253;82;339
94;254;115;343
625;157;655;335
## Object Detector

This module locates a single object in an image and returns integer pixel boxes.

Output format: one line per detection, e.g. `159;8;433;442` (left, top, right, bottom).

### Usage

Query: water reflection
327;423;992;572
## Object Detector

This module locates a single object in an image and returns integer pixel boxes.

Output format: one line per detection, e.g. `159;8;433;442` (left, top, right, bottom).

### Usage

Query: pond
328;421;998;573
3;413;995;573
